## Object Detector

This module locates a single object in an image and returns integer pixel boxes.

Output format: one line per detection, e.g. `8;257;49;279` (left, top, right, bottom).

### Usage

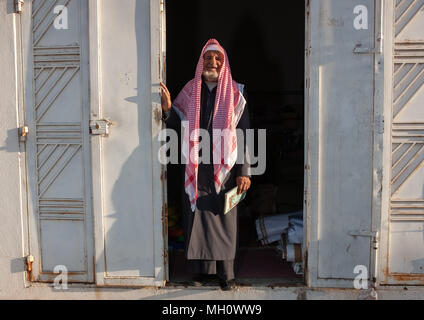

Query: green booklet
224;186;246;214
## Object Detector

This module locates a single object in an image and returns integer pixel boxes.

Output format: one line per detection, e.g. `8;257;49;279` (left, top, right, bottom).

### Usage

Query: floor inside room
168;248;303;287
165;0;305;286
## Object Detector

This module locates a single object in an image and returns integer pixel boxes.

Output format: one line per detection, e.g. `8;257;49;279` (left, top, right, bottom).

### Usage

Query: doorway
165;0;306;286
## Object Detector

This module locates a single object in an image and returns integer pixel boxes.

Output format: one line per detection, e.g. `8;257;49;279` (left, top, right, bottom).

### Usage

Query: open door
305;0;387;288
89;0;166;286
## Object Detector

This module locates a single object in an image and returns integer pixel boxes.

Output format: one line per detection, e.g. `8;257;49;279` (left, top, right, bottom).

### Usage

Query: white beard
202;70;219;82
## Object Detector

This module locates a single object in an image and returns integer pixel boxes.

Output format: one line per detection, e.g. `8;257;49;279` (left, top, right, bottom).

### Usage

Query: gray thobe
163;80;250;280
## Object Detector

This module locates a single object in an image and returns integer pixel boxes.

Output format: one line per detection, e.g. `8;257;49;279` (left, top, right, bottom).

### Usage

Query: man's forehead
203;50;223;58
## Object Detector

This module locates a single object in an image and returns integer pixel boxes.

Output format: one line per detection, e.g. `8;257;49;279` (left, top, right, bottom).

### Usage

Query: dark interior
165;0;305;285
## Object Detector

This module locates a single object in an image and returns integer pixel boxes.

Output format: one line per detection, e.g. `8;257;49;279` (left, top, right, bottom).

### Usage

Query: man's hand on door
160;82;172;112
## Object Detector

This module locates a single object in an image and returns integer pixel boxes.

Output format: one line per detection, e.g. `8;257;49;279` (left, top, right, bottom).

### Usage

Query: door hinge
349;230;378;237
163;248;167;267
89;119;112;136
305;47;311;57
25;255;34;282
160;170;167;181
349;230;379;248
376;115;384;134
160;0;164;13
18;125;29;142
15;0;24;14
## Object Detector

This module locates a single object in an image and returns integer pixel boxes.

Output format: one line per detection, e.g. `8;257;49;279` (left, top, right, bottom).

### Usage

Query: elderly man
160;39;251;290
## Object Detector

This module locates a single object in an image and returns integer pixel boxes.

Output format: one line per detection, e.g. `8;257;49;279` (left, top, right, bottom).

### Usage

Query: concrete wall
0;0;26;297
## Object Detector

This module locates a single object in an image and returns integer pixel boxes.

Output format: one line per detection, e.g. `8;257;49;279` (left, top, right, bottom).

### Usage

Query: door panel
306;0;379;287
23;0;94;282
89;0;166;286
386;0;424;285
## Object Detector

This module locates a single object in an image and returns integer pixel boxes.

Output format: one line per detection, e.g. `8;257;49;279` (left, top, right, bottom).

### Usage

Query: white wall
0;0;26;296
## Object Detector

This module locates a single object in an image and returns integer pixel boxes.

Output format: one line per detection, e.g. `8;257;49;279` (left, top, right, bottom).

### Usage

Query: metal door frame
374;0;395;288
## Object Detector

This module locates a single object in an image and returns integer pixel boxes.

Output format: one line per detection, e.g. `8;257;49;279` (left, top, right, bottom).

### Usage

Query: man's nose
208;58;219;67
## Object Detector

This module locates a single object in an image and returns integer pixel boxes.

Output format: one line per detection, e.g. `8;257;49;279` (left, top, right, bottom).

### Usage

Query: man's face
202;50;223;82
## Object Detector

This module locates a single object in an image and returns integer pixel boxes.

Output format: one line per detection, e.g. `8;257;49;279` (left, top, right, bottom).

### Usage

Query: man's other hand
160;82;172;112
236;176;251;195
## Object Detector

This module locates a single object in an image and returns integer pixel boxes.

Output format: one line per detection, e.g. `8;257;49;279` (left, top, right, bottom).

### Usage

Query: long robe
163;80;251;273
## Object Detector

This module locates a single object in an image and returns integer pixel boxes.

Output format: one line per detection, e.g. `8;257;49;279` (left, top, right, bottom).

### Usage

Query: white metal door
381;0;424;285
89;0;166;286
305;0;386;288
23;0;94;283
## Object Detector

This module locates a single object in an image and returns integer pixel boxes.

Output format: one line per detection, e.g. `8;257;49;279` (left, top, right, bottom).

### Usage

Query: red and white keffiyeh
172;39;246;212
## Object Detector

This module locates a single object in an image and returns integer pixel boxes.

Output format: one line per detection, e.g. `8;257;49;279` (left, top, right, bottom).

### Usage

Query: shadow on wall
6;0;15;14
0;129;20;153
94;0;156;277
